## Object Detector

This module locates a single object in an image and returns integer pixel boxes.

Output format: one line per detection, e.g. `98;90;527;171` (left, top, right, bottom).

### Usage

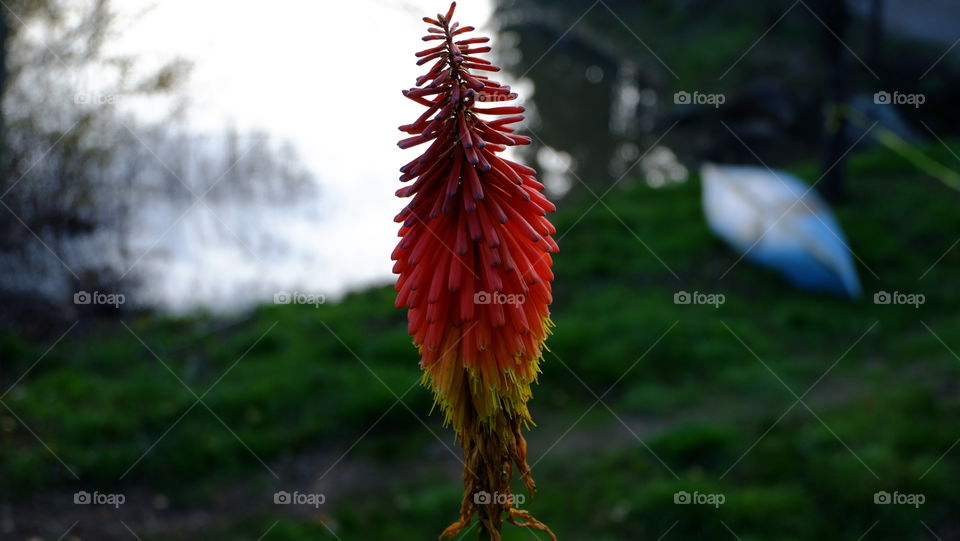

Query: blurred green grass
3;141;960;539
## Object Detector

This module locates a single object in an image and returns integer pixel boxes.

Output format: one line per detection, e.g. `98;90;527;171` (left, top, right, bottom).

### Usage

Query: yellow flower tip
420;318;550;431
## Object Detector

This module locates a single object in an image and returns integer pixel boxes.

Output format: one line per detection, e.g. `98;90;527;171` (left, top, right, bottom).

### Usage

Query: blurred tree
0;1;320;318
0;0;189;300
0;7;7;179
814;0;852;203
866;0;885;71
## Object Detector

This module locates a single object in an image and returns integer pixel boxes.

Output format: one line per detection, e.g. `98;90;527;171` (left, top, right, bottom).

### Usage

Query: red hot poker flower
392;3;558;539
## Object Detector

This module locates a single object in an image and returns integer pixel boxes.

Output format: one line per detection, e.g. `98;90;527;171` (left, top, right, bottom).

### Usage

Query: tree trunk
817;0;852;203
866;0;885;71
0;6;8;181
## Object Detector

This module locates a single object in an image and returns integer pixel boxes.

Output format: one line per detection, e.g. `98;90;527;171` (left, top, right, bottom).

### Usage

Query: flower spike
393;3;558;540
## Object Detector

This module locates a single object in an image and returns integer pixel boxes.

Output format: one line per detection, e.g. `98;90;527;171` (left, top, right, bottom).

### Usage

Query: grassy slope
3;142;960;539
